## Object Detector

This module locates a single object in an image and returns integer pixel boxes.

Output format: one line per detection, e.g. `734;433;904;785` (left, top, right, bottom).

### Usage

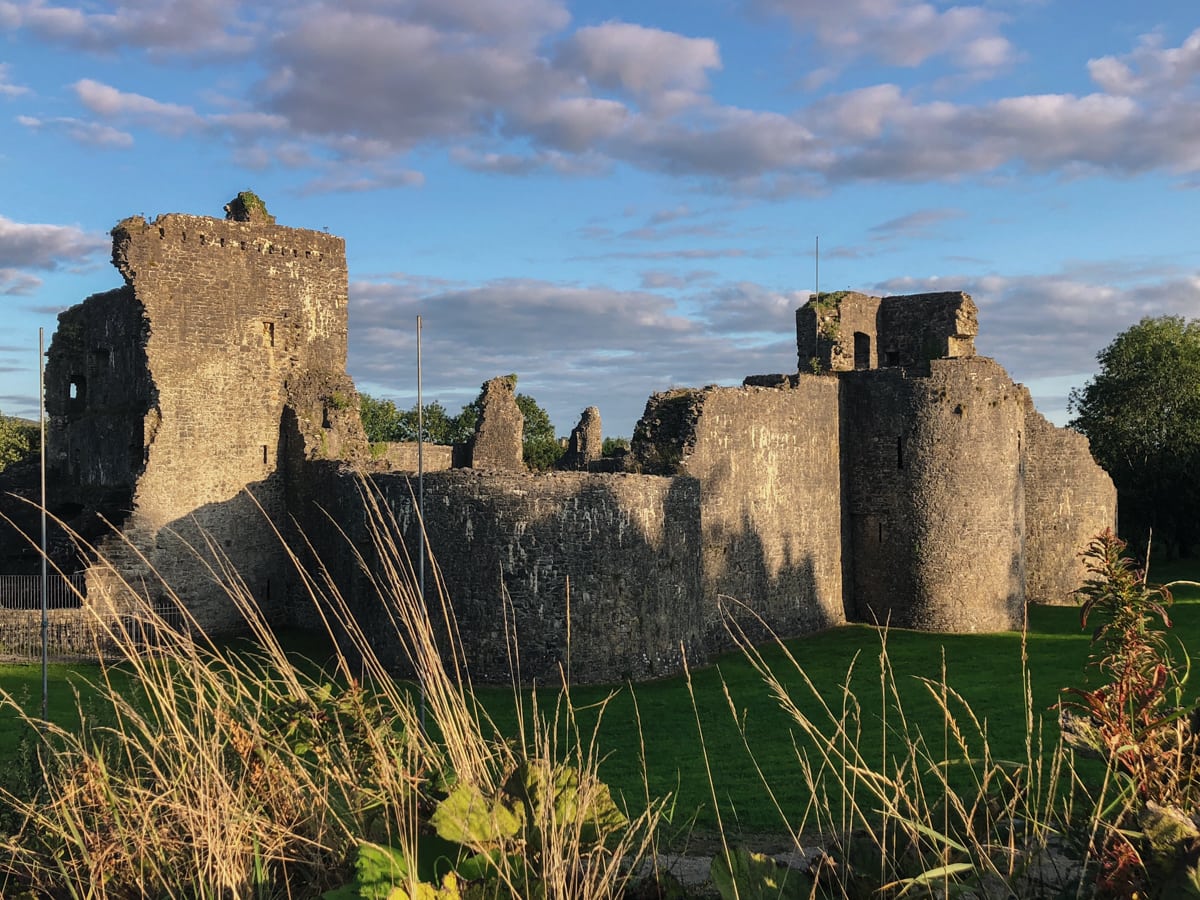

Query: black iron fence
0;573;86;610
0;574;187;661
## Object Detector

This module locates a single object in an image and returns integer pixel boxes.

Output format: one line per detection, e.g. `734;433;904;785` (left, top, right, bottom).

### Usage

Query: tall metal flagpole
416;316;426;734
39;328;48;723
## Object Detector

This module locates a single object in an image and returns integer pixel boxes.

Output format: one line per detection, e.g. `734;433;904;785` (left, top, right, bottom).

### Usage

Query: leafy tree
360;395;470;445
362;380;564;470
1069;316;1200;558
396;401;460;444
514;393;563;471
359;394;405;444
0;412;37;473
601;436;630;457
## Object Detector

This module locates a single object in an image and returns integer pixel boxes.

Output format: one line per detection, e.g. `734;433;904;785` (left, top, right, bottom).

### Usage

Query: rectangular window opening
262;444;268;465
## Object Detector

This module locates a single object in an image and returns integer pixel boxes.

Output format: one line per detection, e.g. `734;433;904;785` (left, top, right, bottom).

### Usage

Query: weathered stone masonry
40;205;367;630
13;205;1117;682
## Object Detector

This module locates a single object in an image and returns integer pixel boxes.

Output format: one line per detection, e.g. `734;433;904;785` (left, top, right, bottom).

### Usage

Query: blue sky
2;1;1199;436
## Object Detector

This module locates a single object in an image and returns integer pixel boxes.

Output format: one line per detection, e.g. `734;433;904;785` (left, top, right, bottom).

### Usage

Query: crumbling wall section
796;292;882;373
635;379;847;647
45;287;153;510
1023;399;1117;604
468;376;525;472
560;406;602;470
877;292;978;368
378;442;454;472
843;357;1024;631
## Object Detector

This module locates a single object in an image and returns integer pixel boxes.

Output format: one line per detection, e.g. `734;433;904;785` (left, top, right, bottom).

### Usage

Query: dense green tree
601;436;630;457
396;401;460;444
359;394;405;443
1068;315;1200;558
0;412;37;473
514;393;563;471
360;394;470;445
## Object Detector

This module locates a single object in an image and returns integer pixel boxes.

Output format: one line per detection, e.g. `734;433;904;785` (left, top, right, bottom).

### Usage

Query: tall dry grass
704;601;1097;899
0;482;662;899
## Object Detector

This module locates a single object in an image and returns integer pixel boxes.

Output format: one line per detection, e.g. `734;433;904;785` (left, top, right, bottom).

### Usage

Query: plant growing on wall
224;190;277;224
810;291;848;343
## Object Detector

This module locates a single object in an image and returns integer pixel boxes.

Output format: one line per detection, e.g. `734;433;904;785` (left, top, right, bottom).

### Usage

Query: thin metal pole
416;316;426;734
815;235;819;299
39;328;48;723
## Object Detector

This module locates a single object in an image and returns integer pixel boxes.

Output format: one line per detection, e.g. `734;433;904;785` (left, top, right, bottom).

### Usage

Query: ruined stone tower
43;196;367;629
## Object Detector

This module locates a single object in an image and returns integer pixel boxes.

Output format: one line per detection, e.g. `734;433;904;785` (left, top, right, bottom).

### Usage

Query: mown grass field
3;559;1197;836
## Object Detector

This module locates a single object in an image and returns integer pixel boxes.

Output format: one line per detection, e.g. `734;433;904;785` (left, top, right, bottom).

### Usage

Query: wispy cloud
752;0;1015;74
0;216;107;269
869;208;967;241
0;62;28;96
18;114;134;148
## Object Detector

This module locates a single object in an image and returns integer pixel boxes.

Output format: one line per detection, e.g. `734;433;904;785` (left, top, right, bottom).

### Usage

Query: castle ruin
2;200;1116;681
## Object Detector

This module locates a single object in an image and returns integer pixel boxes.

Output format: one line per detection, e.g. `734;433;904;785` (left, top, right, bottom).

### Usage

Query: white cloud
874;268;1200;385
396;0;569;48
0;268;41;295
556;22;720;111
262;8;556;149
0;62;27;96
18;114;134;148
638;269;716;289
755;0;1014;73
1088;27;1200;96
347;275;795;432
818;86;1200;182
298;166;426;195
516;96;630;152
0;216;107;269
618;106;822;177
12;8;1200;195
74;79;205;134
0;0;258;56
697;282;807;335
869;208;966;241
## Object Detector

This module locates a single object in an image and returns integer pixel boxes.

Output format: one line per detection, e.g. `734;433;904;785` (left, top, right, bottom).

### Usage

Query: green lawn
3;561;1198;836
481;559;1200;834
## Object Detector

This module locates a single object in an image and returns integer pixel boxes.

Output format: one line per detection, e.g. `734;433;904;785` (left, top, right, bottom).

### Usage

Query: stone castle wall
797;291;978;373
1023;400;1117;604
297;468;705;684
44;287;151;508
634;380;848;648
378;442;454;472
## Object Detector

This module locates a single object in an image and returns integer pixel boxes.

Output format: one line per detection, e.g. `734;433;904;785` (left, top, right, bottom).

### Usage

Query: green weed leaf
710;846;811;900
431;783;523;846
